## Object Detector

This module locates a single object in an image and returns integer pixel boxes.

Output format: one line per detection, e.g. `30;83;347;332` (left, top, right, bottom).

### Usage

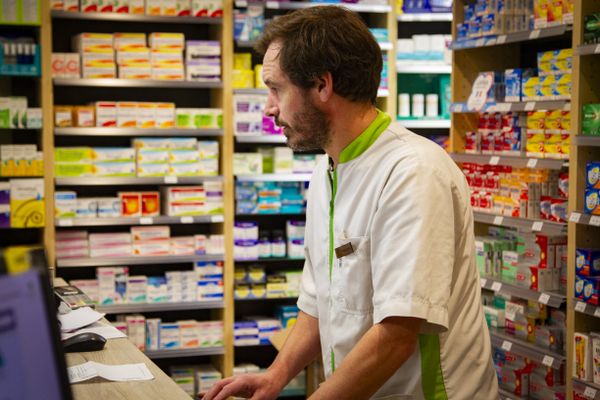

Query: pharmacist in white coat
204;6;498;400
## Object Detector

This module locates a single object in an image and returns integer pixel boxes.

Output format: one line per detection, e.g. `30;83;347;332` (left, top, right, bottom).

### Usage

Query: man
204;6;498;400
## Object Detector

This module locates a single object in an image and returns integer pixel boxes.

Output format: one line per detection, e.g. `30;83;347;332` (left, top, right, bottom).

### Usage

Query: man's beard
277;96;331;152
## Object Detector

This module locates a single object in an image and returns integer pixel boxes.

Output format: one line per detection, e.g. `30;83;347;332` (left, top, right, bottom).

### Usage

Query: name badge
335;242;354;259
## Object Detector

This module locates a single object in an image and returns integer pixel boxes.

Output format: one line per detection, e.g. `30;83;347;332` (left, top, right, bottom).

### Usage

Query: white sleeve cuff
297;293;318;318
374;296;448;333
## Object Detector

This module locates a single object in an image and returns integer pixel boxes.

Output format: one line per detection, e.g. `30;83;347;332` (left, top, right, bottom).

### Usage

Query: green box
582;103;600;136
55;148;94;163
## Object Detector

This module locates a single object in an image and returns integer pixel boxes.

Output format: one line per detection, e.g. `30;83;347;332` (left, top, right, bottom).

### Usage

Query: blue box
576;248;600;276
585;188;600;215
576;274;585;299
586;161;600;189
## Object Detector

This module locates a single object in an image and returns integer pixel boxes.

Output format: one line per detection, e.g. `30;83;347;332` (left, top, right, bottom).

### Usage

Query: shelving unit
395;63;451;74
53;78;223;88
97;300;224;314
481;277;566;308
473;211;568;236
398;119;451;129
450;153;567;170
450;100;571;113
51;10;222;24
397;13;453;22
55;176;223;186
573;379;600;400
54;127;224;137
145;347;225;360
450;24;571;50
569;211;600;227
235;135;287;144
55;215;224;227
235;174;312;182
56;254;224;268
574;136;600;146
489;328;566;370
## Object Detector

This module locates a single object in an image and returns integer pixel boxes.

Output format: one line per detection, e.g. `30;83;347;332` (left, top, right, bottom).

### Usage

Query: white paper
62;321;127;340
58;307;105;332
68;361;154;384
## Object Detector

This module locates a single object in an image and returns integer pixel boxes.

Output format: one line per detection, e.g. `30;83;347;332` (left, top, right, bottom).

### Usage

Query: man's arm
309;316;422;400
202;311;320;400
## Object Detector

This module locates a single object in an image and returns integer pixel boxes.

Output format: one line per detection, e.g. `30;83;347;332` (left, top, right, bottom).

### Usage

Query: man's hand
201;371;284;400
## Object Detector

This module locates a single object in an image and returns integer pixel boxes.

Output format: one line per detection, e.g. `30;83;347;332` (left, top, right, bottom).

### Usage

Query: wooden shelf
575;43;600;56
55;215;224;227
450;24;571;50
56;176;223;186
450;153;567;170
480;277;566;308
53;78;223;88
473;211;568;236
574;136;600;147
569;211;600;227
57;254;224;268
50;10;222;24
145;347;225;360
450;100;570;113
54;127;223;137
97;300;224;314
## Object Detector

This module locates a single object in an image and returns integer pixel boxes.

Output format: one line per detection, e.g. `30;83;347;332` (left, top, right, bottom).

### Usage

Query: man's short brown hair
255;6;382;105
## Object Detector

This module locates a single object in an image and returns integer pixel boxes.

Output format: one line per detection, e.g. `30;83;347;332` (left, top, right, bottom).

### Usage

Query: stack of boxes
575;248;600;306
1;145;44;177
50;0;223;18
234;265;301;300
161;183;223;217
463;163;568;222
232;52;265;90
234;148;319;175
585;161;600;215
525;110;571;160
234;221;259;261
186;40;221;82
235;181;307;215
396;34;451;64
0;178;45;228
573;331;600;389
170;365;222;398
55;228;224;259
0;97;41;128
233;317;281;346
233;93;281;137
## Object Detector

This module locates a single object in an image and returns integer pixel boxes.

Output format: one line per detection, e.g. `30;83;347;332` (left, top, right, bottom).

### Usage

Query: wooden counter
66;336;191;400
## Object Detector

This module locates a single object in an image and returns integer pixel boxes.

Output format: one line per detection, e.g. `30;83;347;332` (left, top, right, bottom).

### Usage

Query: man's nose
264;94;278;118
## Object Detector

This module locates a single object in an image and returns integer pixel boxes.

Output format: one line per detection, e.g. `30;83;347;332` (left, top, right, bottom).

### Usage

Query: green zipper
328;163;337;373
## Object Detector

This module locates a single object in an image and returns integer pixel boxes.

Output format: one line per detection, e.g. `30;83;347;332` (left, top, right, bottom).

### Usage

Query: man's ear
315;72;333;103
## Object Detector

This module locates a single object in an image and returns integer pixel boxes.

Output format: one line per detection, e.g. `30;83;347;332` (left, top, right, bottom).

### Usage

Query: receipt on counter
68;361;154;383
58;307;105;332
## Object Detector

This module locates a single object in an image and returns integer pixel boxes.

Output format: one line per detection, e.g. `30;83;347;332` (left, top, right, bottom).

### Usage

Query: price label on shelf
538;293;550;305
140;217;153;225
452;103;464;113
584;386;597;399
489;156;500;166
570;212;582;223
180;216;194;224
505;308;516;321
595;44;600;54
493;216;504;226
58;219;73;227
529;30;541;39
164;176;178;184
501;340;512;352
541;355;554;367
594;308;600;318
494;103;511;112
491;282;502;292
475;38;485;47
524;102;536;111
480;278;487;288
526;158;538;168
496;35;507;44
590;216;600;226
211;215;224;223
532;221;544;232
266;1;279;8
575;301;587;312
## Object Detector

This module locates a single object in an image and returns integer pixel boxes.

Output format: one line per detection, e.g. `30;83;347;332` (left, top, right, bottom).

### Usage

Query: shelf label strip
501;340;512;352
575;301;587;313
590;216;600;227
570;212;581;223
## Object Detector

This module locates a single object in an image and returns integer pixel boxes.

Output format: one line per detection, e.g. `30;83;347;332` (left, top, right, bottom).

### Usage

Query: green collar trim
338;109;391;164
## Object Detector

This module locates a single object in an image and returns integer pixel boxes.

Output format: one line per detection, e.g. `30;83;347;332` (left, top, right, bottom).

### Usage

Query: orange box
141;192;160;216
74;106;95;127
119;192;142;217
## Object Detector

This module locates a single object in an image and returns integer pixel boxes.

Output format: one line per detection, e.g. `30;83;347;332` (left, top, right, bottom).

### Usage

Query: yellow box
526;130;545;158
545;110;562;130
544;131;562;159
55;147;94;163
547;1;563;27
522;76;539;101
232;69;254;89
540;75;555;100
560;132;570;159
560;110;571;130
114;33;147;50
55;163;94;177
554;73;571;100
234;53;252;70
254;64;266;89
10;179;45;228
527;111;546;130
534;0;549;29
137;103;157;129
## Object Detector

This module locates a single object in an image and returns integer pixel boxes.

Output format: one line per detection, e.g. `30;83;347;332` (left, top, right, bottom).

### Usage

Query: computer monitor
0;248;73;400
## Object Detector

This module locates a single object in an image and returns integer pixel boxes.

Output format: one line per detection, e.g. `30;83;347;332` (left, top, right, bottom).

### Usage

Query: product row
52;33;220;81
1;145;44;177
170;365;222;398
236;181;307;215
55;229;225;259
56;185;223;219
235;267;301;300
234;94;281;136
55;140;219;178
585;162;600;215
234;149;321;175
71;263;223;305
234;306;298;346
50;0;223;18
457;0;573;41
464;164;568;221
234;220;304;261
476;226;567;293
55;102;222;129
396;34;451;63
0;179;45;228
0;97;42;129
574;331;600;387
111;314;224;351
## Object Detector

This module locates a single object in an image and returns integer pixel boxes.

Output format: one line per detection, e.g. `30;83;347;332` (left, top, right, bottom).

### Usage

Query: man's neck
325;104;378;168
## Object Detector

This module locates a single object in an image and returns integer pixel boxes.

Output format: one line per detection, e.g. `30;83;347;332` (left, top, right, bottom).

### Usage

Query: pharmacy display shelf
50;10;222;24
480;277;566;308
574;300;600;318
54;127;223;137
395;63;452;74
397;12;453;22
145;346;225;360
450;24;570;50
97;300;224;314
55;215;224;228
498;389;522;400
377;88;390;98
398;119;451;129
569;211;600;227
574;136;600;147
53;78;223;89
473;211;568;236
449;153;567;170
57;254;224;268
235;173;312;182
573;378;600;400
233;88;268;95
235;296;298;302
575;43;600;56
489;328;565;369
262;1;391;13
235;135;286;144
55;176;223;186
450;100;571;113
234;257;305;263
